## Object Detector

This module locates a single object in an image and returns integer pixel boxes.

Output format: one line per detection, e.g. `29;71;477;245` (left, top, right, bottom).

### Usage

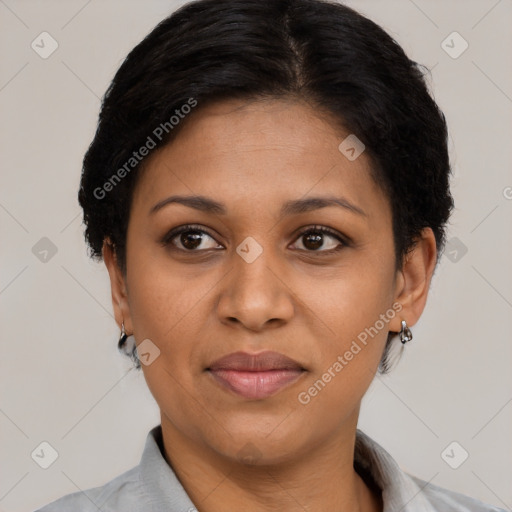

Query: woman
35;0;505;510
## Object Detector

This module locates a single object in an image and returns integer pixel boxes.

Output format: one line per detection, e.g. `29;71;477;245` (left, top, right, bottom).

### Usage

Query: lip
207;351;306;400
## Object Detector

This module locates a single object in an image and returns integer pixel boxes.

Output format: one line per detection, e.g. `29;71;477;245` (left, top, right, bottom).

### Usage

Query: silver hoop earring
118;322;128;350
399;320;413;344
118;322;135;350
117;322;139;367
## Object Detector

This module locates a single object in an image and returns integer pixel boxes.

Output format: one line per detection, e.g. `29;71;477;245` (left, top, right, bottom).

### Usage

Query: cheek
294;285;392;426
126;255;208;422
125;252;191;379
296;253;395;344
127;244;203;336
125;244;221;390
296;254;396;396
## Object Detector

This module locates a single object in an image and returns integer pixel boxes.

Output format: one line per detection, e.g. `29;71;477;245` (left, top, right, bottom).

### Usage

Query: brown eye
178;230;205;250
162;225;222;252
291;226;345;252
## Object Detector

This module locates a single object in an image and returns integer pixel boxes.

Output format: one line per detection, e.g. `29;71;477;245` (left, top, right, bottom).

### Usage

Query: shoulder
34;424;197;512
354;429;506;512
410;475;508;512
34;465;145;512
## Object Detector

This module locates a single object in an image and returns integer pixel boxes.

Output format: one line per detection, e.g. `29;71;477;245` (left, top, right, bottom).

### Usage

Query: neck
159;414;382;512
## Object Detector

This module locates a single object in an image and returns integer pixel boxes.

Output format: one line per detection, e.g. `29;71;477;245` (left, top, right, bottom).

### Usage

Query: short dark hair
78;0;453;372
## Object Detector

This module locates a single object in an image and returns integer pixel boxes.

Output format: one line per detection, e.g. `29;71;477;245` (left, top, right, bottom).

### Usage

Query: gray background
1;0;511;511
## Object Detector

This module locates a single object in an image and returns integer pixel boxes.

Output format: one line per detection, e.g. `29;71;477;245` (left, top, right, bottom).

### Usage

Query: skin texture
103;98;437;512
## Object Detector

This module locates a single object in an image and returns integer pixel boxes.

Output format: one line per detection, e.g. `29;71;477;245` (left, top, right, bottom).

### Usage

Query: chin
207;419;311;466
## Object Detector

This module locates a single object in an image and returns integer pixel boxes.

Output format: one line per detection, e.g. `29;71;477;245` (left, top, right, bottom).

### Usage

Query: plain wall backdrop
1;1;511;511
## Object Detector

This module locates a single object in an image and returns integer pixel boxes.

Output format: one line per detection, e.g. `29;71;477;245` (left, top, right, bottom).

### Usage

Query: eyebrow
149;194;367;218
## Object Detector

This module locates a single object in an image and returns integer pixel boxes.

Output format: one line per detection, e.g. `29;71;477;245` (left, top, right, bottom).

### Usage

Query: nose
216;249;295;332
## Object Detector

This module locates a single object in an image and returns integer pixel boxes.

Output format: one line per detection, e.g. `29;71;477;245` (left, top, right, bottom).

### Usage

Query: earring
118;322;136;350
118;322;128;350
399;320;413;344
118;322;139;366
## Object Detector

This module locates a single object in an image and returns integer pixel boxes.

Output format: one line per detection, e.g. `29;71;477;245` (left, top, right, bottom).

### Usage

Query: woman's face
108;98;423;464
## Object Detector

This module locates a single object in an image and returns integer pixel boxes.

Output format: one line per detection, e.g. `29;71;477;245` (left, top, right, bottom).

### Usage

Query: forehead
132;98;389;220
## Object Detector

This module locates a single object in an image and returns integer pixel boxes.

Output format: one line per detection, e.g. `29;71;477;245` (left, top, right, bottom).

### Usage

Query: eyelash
161;224;349;255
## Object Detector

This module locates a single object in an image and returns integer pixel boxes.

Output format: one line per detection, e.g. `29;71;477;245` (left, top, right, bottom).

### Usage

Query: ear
102;239;133;334
389;227;437;332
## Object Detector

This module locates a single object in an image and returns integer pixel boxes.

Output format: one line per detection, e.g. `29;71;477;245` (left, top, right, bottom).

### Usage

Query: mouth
206;350;306;400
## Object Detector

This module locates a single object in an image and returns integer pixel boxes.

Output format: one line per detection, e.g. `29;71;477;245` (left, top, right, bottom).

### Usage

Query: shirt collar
140;425;198;511
354;429;436;512
139;425;436;512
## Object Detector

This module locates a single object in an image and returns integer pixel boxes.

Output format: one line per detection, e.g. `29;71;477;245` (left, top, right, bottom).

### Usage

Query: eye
162;224;223;252
290;225;346;253
162;224;348;254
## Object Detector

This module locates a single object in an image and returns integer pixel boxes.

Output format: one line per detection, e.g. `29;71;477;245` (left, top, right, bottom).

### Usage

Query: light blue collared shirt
35;425;506;512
